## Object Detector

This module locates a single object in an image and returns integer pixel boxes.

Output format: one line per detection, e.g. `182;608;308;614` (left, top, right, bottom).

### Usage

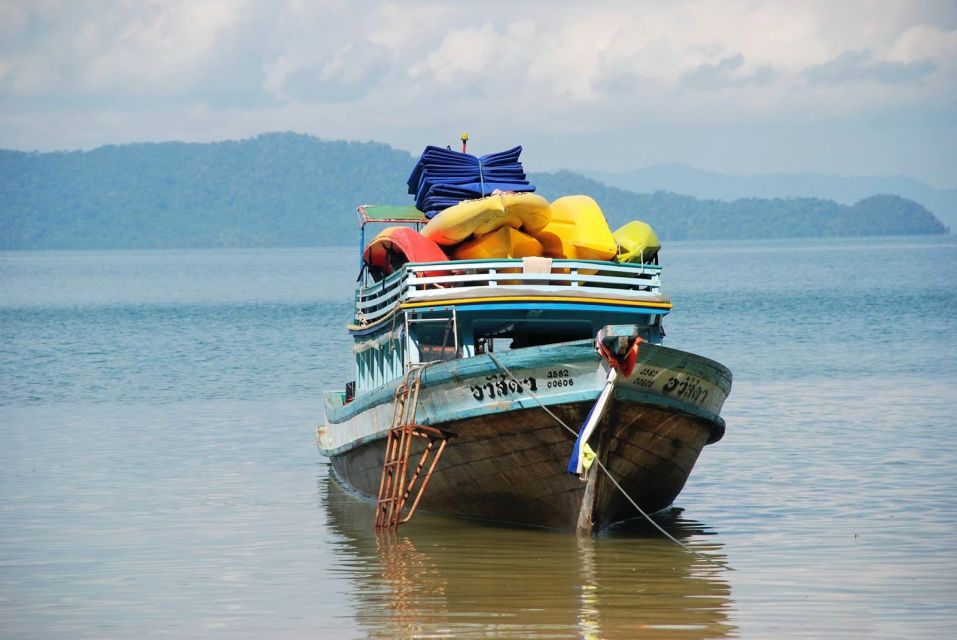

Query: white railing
354;259;662;325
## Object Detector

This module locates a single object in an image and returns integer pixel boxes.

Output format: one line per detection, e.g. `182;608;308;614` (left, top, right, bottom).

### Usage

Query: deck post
576;460;600;534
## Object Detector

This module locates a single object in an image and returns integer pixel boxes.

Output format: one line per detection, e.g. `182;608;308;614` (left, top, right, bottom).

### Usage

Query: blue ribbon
567;402;598;473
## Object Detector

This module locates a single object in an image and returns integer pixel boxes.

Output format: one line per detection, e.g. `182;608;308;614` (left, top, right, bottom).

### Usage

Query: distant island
0;132;948;250
582;163;957;231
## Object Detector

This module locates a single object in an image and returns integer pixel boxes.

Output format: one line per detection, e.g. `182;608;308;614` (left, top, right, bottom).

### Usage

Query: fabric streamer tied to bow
567;333;642;475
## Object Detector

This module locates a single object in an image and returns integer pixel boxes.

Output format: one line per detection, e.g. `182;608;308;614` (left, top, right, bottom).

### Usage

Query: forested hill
531;172;949;241
0;132;948;250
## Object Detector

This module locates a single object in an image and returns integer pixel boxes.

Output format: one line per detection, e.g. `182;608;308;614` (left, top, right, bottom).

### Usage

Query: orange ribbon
597;335;642;378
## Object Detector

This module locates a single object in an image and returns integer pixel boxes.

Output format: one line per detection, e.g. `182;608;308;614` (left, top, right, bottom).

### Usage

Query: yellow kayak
532;195;617;261
614;220;661;264
422;192;551;246
451;226;544;260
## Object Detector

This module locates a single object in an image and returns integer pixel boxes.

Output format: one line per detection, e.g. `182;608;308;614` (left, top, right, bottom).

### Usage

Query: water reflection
321;471;736;639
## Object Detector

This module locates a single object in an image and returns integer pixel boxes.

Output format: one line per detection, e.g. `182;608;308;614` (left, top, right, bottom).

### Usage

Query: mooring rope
477;156;486;196
485;351;733;571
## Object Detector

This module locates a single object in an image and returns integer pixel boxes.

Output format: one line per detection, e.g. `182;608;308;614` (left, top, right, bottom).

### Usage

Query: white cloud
410;23;498;83
0;0;954;183
83;1;239;92
887;24;957;103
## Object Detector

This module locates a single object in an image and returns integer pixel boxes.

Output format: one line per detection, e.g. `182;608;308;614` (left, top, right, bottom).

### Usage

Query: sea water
1;236;955;638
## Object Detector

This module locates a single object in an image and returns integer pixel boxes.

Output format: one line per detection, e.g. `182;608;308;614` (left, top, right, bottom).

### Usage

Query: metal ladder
374;366;450;530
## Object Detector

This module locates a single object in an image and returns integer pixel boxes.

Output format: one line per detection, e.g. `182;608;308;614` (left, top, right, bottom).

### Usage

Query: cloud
280;40;393;103
805;50;937;85
679;53;777;90
0;0;954;184
0;0;278;107
409;23;499;84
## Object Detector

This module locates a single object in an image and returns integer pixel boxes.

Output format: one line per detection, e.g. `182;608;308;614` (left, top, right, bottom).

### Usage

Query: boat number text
661;375;709;403
546;368;575;389
631;367;660;389
470;374;538;401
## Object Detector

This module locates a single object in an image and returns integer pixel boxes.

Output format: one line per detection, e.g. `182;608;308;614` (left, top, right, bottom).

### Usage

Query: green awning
357;204;427;226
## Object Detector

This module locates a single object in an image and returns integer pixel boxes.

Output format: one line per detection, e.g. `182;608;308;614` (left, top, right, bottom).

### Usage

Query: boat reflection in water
321;473;737;639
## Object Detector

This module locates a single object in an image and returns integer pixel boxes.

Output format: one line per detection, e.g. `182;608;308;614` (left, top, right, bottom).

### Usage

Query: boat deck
352;257;669;331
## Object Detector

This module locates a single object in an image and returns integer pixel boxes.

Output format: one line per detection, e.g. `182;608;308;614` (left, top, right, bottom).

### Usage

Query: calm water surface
1;237;955;638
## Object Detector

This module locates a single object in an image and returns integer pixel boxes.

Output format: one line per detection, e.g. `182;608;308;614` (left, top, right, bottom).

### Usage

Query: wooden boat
318;203;732;533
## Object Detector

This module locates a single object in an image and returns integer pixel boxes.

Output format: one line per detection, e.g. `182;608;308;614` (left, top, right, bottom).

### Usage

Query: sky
1;0;955;187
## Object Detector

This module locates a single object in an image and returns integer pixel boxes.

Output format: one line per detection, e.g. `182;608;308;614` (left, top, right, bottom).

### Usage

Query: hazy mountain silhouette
583;164;957;229
0;133;948;250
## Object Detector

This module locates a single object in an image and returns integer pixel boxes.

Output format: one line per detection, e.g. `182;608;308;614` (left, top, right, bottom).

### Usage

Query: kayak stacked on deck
362;226;449;281
355;143;664;279
424;192;551;263
361;191;662;280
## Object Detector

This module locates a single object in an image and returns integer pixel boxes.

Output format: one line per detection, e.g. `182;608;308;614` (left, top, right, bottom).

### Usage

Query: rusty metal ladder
374;367;450;530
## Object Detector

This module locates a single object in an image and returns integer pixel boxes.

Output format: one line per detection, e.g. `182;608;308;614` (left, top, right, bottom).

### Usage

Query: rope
485;351;733;571
477;156;486;196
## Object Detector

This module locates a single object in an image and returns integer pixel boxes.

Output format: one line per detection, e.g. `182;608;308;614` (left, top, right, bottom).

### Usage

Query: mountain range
0;132;948;250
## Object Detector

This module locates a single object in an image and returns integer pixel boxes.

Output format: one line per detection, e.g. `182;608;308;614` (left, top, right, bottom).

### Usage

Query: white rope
485;351;734;571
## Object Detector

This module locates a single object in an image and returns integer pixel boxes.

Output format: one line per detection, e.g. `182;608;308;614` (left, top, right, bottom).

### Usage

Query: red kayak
362;226;449;281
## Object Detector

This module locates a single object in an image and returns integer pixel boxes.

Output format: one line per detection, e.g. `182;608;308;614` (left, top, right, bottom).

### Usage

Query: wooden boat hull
319;339;731;531
326;400;714;530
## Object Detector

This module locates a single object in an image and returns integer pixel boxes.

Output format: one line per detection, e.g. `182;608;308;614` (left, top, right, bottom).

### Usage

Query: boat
317;172;732;534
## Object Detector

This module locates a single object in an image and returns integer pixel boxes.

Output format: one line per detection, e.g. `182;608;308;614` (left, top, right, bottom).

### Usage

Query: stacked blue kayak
407;145;536;217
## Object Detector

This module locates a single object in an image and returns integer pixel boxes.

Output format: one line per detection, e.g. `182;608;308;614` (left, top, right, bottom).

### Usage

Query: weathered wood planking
328;400;714;531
